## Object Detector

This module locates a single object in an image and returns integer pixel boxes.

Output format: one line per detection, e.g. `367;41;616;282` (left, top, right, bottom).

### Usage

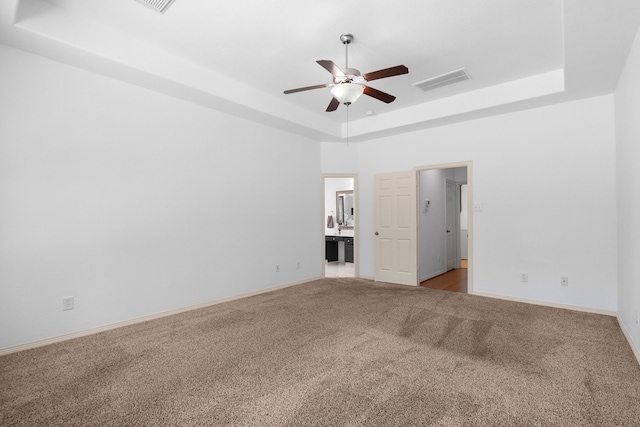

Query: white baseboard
6;279;636;369
618;315;640;367
472;291;617;317
0;277;322;356
471;292;640;367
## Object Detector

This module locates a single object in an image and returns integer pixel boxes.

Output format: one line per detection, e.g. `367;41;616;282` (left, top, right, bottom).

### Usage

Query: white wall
322;95;618;312
615;26;640;354
0;45;322;350
1;36;631;352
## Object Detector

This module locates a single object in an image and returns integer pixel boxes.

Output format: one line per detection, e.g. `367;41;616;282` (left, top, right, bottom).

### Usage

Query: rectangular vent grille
134;0;177;14
413;68;471;92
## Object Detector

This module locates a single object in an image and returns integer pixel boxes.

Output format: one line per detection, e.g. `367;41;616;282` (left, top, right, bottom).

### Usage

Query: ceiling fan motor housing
334;68;364;84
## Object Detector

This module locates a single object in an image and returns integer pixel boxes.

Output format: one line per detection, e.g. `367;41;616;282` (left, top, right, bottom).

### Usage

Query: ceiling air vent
134;0;177;14
413;68;471;92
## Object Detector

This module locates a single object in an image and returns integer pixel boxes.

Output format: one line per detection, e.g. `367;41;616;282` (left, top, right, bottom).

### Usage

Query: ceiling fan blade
363;65;409;82
283;84;329;94
317;60;345;78
326;98;340;112
363;85;396;103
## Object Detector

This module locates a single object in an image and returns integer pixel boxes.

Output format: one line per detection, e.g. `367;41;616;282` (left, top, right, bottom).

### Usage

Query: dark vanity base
344;237;353;263
325;236;354;263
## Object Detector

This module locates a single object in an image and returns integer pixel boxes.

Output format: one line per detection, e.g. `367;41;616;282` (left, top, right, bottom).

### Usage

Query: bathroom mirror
336;190;354;229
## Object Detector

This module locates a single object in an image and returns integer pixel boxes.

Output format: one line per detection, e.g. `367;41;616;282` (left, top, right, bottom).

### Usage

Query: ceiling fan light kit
331;83;364;105
284;33;409;112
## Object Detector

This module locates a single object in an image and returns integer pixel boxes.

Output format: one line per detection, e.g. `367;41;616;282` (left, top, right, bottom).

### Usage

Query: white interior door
374;171;417;286
446;180;457;271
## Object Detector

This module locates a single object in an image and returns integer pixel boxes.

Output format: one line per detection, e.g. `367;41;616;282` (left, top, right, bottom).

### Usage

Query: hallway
420;268;467;293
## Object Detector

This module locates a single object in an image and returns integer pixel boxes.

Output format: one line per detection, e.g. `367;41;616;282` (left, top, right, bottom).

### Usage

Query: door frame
322;174;359;278
415;161;473;294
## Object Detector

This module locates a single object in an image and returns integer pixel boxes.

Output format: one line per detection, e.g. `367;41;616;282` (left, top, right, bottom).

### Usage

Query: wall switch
62;296;74;311
520;273;528;283
561;277;569;286
296;261;300;270
275;265;280;272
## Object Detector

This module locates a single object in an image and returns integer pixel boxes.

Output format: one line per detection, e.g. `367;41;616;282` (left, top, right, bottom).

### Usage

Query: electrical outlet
62;296;74;311
520;273;528;283
560;277;569;286
296;261;300;270
275;265;280;272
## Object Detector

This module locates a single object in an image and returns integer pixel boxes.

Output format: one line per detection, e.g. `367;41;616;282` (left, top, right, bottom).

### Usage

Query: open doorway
323;175;357;278
417;165;469;293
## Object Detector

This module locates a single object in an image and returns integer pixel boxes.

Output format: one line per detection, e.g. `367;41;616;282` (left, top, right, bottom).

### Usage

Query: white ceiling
1;0;640;141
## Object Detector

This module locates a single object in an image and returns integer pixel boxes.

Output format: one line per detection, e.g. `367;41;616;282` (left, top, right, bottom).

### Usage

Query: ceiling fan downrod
340;33;354;70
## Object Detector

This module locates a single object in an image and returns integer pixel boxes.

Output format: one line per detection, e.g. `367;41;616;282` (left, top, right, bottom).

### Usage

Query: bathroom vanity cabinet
325;236;354;263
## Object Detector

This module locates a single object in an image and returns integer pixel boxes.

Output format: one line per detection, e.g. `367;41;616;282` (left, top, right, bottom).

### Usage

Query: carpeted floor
1;278;639;426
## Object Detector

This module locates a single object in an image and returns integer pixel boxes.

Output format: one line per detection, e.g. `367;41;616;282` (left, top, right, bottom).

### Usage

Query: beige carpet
1;278;639;426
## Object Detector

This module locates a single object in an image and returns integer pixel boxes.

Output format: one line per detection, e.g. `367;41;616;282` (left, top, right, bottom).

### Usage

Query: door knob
375;232;379;235
446;229;451;233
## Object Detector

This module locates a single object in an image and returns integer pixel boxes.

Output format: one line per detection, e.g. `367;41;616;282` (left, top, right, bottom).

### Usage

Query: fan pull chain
346;105;350;146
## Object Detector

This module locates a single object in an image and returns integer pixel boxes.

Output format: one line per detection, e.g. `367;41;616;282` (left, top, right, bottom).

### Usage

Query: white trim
618;315;640;367
0;277;321;356
473;291;617;316
457;290;639;367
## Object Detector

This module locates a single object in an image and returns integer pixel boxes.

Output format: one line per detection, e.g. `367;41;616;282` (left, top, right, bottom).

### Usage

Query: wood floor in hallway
420;268;468;293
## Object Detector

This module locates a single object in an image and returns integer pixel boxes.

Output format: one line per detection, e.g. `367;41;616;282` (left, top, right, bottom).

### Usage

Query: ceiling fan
283;33;409;112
